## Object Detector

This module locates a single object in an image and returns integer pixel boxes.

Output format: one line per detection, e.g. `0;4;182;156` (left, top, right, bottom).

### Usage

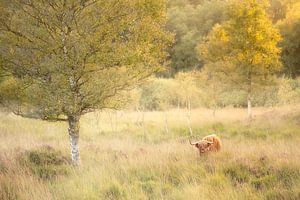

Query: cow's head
190;140;213;154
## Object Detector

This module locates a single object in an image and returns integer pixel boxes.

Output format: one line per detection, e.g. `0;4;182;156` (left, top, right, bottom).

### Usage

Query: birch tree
0;0;173;164
198;0;281;120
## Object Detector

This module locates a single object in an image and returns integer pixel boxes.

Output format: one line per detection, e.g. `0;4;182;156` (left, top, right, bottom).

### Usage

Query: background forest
133;0;300;112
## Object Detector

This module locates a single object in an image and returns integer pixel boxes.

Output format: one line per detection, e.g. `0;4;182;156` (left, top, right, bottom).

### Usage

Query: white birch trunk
247;94;252;120
68;115;80;165
164;111;169;134
186;99;193;136
213;105;216;118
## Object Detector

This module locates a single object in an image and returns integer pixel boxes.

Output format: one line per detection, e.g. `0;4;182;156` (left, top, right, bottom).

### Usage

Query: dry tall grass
0;105;299;200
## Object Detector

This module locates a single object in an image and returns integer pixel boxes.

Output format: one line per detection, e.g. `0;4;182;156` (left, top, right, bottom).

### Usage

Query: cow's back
202;134;222;151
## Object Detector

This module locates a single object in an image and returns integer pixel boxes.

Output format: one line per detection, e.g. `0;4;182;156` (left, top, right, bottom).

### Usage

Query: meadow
0;105;300;200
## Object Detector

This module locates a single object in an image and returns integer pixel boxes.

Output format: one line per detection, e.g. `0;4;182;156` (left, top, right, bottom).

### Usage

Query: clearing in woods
0;105;299;200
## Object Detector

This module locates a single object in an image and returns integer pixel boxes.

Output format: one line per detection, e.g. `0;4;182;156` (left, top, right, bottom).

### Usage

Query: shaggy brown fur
190;134;222;155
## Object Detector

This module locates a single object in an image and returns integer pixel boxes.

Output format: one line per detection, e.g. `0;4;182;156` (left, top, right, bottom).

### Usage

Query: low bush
18;146;70;180
224;163;251;184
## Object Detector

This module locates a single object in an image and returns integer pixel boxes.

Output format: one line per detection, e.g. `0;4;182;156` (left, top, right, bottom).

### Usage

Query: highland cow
190;134;222;155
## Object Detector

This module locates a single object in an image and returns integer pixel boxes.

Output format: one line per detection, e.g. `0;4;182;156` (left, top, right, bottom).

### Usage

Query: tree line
166;0;300;78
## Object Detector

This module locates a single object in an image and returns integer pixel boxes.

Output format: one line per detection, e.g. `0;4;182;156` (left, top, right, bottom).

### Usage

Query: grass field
0;105;300;200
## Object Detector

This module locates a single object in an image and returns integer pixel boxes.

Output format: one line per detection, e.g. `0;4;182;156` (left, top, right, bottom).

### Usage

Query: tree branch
13;110;67;122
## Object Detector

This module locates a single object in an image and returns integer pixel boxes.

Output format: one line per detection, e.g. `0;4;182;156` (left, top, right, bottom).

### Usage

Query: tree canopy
164;0;299;77
0;0;172;119
0;0;173;163
198;0;282;119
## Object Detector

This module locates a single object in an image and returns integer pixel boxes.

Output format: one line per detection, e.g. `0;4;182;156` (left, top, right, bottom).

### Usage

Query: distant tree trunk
164;111;169;134
187;99;193;136
187;98;191;111
114;111;118;133
247;66;253;121
247;93;252;120
95;111;102;134
141;111;146;141
247;74;252;120
212;83;217;118
213;105;216;117
109;111;114;132
68;115;80;165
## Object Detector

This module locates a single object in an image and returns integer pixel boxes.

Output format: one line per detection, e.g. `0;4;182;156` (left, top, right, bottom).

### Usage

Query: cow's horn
207;141;213;144
189;139;198;145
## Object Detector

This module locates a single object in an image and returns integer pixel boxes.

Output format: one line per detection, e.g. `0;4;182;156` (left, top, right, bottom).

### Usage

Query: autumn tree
277;1;300;78
198;0;282;119
0;0;173;164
